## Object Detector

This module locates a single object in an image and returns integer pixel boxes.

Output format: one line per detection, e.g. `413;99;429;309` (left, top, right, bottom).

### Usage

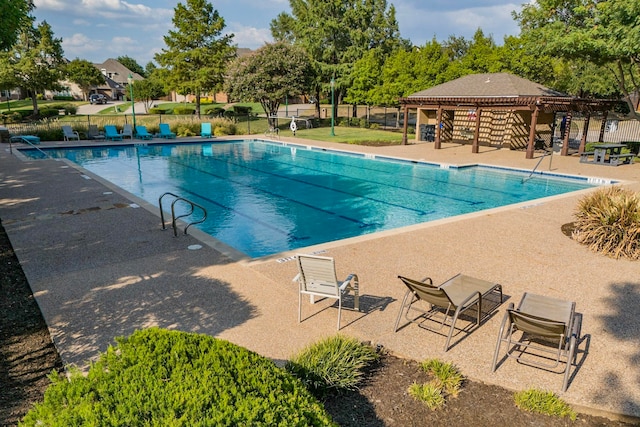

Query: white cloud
228;24;272;49
33;0;67;10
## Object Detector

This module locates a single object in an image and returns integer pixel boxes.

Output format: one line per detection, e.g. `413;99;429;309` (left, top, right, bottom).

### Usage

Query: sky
32;0;523;66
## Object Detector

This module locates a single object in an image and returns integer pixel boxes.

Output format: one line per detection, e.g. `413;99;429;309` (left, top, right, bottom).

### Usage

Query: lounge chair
158;123;176;139
121;124;133;140
10;135;40;145
492;292;581;392
135;125;153;140
87;125;105;140
62;125;80;141
293;254;360;330
395;274;503;351
201;122;213;138
104;125;123;141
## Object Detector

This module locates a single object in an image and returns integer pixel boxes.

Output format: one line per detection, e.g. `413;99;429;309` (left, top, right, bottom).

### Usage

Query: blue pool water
22;140;597;258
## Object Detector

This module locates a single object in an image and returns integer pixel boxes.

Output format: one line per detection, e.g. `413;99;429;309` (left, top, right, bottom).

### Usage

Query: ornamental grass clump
514;389;577;420
285;335;378;397
21;328;335;426
408;359;464;410
573;187;640;260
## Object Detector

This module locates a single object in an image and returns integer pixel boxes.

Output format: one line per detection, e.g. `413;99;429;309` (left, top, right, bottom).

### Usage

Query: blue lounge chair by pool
135;125;153;140
158;123;176;139
10;135;40;145
121;124;133;140
201;122;213;138
104;125;123;141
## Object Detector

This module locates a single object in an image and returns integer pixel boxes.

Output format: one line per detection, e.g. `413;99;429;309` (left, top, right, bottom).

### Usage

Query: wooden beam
526;106;540;159
561;111;572;156
401;104;409;145
471;108;482;153
598;111;609;142
579;113;590;153
435;107;443;149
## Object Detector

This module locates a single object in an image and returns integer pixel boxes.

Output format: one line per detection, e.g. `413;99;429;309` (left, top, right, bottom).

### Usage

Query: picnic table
579;143;634;166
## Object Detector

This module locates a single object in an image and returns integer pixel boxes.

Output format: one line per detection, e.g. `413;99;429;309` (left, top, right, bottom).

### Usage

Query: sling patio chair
395;274;503;351
293;254;360;330
62;125;80;141
121;124;133;140
104;125;123;141
135;125;154;140
87;125;105;140
201;122;213;138
492;292;581;392
158;123;176;139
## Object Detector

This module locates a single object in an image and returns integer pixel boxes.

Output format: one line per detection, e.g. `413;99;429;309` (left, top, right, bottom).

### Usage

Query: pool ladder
159;192;207;237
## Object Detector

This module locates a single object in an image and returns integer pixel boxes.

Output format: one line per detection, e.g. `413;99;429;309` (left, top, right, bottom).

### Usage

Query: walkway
1;138;639;422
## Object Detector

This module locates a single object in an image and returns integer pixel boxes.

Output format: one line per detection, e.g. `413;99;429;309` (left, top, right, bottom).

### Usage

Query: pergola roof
408;73;566;98
400;73;619;112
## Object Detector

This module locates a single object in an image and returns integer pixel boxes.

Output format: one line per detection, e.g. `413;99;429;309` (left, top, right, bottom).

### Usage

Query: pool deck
2;137;640;422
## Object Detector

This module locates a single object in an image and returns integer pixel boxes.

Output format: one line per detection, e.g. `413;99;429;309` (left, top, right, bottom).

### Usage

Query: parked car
89;94;107;104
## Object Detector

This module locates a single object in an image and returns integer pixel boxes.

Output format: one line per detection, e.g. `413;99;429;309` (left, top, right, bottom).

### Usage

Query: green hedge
21;328;335;426
173;106;195;115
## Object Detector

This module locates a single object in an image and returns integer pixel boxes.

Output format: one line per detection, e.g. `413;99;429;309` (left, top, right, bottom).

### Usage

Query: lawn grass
0;99;85;113
283;126;413;145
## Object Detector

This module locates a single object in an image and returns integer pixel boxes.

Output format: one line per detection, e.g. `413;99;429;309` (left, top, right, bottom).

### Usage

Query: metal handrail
522;149;551;183
159;192;207;237
9;136;51;159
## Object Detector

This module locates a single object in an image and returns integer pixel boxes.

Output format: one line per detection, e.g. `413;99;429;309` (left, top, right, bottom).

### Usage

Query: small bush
573;186;640;259
149;107;166;114
53;95;74;101
39;108;59;118
408;382;446;410
213;121;237;136
232;105;252;115
205;106;225;117
420;359;464;397
173;106;195;115
63;104;77;115
514;389;577;420
285;335;378;397
22;328;335;426
177;124;197;137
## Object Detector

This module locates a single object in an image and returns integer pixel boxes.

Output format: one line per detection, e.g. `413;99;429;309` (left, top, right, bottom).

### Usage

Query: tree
0;0;33;50
131;72;166;113
117;55;146;77
155;0;236;118
271;0;406;117
515;0;640;115
65;58;105;100
225;42;313;127
10;20;65;115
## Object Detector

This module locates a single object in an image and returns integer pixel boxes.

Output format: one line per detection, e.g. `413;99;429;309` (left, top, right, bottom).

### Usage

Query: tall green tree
0;0;33;50
271;0;406;117
117;55;146;77
65;58;105;100
516;0;640;115
11;20;65;115
225;42;313;127
155;0;235;118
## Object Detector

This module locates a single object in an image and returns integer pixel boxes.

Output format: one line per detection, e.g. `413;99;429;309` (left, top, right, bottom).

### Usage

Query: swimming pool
21;140;598;258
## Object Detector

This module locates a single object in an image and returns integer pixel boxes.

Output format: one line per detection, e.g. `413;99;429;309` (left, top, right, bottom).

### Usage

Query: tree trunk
31;92;39;116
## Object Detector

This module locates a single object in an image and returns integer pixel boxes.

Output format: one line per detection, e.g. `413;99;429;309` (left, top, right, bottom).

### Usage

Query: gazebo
399;73;619;159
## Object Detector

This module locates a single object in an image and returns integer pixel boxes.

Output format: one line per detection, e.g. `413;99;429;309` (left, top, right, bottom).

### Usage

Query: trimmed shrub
205;106;225;117
149;108;167;115
53;95;74;101
514;389;577;420
39;108;59;118
232;105;252;115
21;328;335;426
573;186;640;259
285;335;378;397
63;104;77;115
173;106;195;115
